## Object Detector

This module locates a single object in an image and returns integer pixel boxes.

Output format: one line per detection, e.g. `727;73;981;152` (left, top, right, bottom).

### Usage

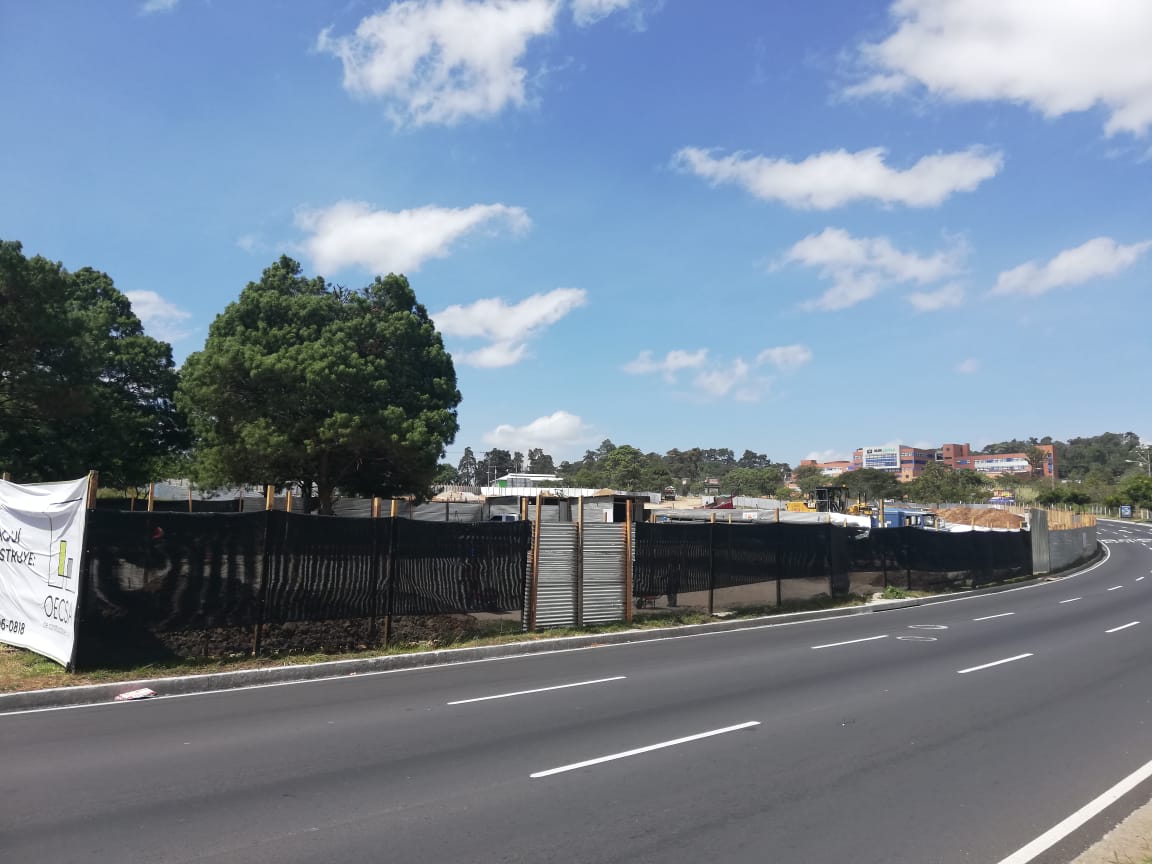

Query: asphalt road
3;520;1152;864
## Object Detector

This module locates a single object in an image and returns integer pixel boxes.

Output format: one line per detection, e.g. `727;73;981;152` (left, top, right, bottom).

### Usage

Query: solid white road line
957;654;1034;675
530;721;760;778
447;676;626;705
995;754;1152;864
810;635;888;650
973;612;1016;621
1108;586;1124;591
1106;622;1140;634
1059;598;1082;604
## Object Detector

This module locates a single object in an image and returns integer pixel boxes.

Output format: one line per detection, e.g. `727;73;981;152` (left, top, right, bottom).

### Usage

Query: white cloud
955;357;980;374
317;0;559;126
140;0;179;14
433;287;587;368
693;359;750;399
672;145;1002;209
571;0;636;26
991;237;1152;297
622;348;709;381
849;0;1152;136
624;344;810;402
484;410;595;454
907;283;965;311
783;227;965;310
756;344;813;370
806;449;851;463
125;291;193;343
295;200;529;275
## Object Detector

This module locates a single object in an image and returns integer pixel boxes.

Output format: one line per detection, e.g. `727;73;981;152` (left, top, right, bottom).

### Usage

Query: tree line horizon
3;238;1149;513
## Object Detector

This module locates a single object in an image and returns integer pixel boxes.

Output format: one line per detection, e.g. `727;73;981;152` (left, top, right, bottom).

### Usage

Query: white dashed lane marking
1106;622;1140;634
957;654;1034;675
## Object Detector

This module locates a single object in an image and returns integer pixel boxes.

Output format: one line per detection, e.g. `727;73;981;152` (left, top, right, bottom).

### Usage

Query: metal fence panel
582;523;627;625
1031;510;1051;575
534;522;578;628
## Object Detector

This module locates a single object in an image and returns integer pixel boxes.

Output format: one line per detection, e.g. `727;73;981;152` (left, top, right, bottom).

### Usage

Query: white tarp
0;476;90;666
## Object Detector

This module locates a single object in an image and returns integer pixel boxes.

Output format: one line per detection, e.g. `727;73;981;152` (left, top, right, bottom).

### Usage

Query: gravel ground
1070;798;1152;863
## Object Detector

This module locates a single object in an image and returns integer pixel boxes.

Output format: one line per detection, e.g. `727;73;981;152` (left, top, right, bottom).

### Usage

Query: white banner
0;476;90;667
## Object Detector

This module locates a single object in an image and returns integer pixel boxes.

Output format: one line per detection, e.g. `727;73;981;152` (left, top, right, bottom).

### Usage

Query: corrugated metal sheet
534;523;578;628
1030;509;1050;575
581;522;627;625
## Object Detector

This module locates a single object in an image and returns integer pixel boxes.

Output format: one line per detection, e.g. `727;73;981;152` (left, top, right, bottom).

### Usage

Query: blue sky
4;0;1151;468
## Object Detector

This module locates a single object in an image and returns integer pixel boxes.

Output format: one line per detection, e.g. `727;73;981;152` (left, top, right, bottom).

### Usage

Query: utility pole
1127;445;1152;477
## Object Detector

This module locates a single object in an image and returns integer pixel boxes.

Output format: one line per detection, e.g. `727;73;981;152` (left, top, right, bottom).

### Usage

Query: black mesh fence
93;497;244;513
262;512;383;623
77;511;531;665
76;512;1031;665
633;522;856;600
634;522;1030;601
845;527;1032;591
392;520;531;615
79;511;267;665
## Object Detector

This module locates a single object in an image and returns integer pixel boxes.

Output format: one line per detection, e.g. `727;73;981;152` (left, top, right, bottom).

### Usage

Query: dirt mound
936;507;1024;529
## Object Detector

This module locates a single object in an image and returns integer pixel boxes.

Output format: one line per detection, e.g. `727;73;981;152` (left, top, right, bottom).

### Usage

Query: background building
847;442;1056;482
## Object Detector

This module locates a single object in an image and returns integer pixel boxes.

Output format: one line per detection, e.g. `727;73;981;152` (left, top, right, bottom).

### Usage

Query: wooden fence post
530;493;543;630
624;500;633;625
146;482;155;512
708;514;716;616
251;488;277;657
86;471;99;508
368;497;381;645
576;495;584;628
384;498;398;647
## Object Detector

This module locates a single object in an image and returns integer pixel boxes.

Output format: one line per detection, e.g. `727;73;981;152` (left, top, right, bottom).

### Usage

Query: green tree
475;448;514;485
792;463;827;496
906;463;991;504
176;257;459;514
640;452;675;492
456;446;478;485
0;241;185;486
1117;475;1152;509
737;449;771;469
723;466;784;496
527;448;556;474
839;468;901;501
600;444;646;491
433;463;459;484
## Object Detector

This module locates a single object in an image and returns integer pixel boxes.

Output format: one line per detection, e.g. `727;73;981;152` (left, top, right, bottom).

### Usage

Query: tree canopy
176;257;460;514
905;463;991;504
0;240;184;486
838;468;901;501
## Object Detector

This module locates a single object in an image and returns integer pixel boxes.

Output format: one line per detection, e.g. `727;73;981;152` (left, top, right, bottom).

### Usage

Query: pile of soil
936;508;1025;529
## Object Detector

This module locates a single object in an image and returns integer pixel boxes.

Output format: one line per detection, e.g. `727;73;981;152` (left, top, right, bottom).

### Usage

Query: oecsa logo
0;476;89;666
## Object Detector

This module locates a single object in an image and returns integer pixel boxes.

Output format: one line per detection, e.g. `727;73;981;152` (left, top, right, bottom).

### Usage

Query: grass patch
0;591;881;695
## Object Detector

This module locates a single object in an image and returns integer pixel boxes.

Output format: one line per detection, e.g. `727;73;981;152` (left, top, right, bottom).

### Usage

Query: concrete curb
1;553;1099;713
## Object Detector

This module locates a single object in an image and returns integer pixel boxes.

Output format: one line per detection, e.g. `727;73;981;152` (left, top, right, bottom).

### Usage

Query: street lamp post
1126;445;1152;477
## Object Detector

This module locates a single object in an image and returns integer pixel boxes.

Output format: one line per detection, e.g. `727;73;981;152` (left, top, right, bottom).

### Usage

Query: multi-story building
846;442;1056;482
797;459;853;477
